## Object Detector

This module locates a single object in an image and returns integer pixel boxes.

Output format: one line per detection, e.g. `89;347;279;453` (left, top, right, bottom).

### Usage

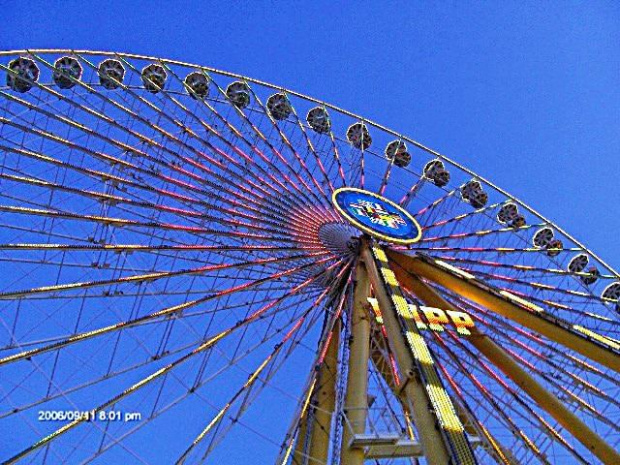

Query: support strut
340;261;371;465
293;322;340;465
391;258;620;465
361;238;477;465
387;249;620;372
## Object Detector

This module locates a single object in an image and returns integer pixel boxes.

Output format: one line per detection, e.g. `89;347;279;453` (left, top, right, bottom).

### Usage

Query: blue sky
1;2;619;462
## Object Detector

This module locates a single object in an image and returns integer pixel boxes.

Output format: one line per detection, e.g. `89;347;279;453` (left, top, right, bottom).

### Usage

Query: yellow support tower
339;261;371;465
390;254;620;465
386;249;620;372
293;322;340;465
361;238;477;465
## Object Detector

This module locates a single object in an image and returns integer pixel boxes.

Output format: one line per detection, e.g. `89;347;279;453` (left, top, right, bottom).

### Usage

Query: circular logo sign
332;187;422;244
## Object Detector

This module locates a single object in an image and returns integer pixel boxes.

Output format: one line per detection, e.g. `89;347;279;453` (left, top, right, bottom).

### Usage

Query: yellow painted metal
292;405;310;465
361;239;476;465
387;249;620;373
365;303;418;440
340;262;371;465
473;335;620;464
392;262;620;465
305;321;340;464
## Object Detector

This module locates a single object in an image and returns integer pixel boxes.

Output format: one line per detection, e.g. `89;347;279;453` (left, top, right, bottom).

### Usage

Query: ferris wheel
0;50;618;465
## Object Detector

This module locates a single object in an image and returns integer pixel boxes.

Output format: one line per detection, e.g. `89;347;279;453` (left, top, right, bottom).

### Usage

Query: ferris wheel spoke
0;95;306;226
72;283;328;464
376;158;394;197
0;284;315;351
490;285;616;330
151;67;325;213
2;260;345;395
2;255;346;464
0;250;331;306
241;87;331;203
434;254;619;281
415;187;459;217
469;317;620;431
0;171;284;230
0;204;295;243
377;137;413;197
0;220;106;249
0;243;322;253
0;283;312;305
48;55;300;209
100;103;302;217
284;98;336;193
110;58;315;209
324;126;349;187
438;271;619;322
441;291;620;389
0;142;294;230
398;174;428;208
0;181;292;244
422;201;504;231
434;337;560;463
0;241;325;270
0;183;219;256
418;223;543;244
0;212;304;268
0;115;243;212
0;256;334;368
406;245;583;255
205;78;328;209
425;256;616;318
199;309;329;463
0;144;204;209
0;90;211;191
444;265;614;311
65;189;299;252
175;276;340;464
0;289;320;423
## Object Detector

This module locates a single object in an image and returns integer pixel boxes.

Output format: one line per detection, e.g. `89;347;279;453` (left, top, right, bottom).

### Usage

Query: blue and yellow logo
332;187;422;244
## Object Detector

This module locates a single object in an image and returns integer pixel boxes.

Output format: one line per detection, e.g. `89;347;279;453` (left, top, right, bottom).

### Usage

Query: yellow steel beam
340;262;371;465
361;239;476;465
473;335;620;464
387;249;620;373
392;264;620;465
292;407;310;465
293;322;340;465
364;308;418;441
305;320;340;464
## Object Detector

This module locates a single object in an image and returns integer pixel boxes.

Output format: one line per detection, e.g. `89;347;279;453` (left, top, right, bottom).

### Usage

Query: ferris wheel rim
0;48;614;279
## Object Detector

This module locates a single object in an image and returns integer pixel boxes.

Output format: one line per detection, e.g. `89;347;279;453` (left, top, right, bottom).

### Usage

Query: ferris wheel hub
332;187;422;245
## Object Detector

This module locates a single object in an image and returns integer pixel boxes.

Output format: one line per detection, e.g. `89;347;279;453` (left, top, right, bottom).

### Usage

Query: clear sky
1;2;619;462
3;1;618;268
